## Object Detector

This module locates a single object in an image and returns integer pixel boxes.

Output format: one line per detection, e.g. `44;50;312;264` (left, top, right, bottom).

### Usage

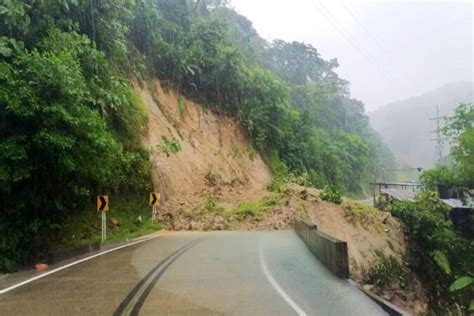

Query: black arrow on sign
99;196;107;211
151;193;157;205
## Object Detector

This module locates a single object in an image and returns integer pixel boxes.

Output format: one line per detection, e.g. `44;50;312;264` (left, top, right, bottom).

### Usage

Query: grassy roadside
52;196;162;250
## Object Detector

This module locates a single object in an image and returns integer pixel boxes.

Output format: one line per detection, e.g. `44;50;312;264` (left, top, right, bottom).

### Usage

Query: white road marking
259;244;308;316
0;235;160;295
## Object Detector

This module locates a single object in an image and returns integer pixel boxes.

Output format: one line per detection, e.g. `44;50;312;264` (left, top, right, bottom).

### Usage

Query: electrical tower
429;105;445;161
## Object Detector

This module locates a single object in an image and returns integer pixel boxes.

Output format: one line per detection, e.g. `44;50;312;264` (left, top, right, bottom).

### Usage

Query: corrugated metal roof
370;182;422;187
440;199;473;209
380;188;416;201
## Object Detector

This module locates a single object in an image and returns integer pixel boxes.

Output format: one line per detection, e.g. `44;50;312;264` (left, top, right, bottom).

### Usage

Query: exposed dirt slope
136;80;271;213
135;81;427;314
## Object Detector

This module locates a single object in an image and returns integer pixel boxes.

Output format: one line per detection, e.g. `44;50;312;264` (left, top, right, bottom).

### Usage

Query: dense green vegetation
56;196;162;248
422;103;474;189
1;0;393;271
0;0;154;271
389;103;473;313
319;186;343;204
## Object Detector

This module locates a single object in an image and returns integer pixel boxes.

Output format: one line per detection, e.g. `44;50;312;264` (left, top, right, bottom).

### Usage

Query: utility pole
429;105;445;161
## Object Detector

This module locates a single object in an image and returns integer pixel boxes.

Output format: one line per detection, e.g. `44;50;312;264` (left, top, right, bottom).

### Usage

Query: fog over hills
369;81;473;168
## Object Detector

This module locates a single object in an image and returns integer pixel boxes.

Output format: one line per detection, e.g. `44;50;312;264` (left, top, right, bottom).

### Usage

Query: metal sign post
97;195;109;243
101;210;106;242
149;192;160;222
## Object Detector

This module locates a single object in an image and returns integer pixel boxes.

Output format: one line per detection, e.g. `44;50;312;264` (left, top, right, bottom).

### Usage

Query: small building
438;188;473;236
370;182;422;208
380;188;416;202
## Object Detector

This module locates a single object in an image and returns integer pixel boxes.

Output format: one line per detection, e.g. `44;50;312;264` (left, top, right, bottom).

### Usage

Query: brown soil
136;79;271;214
160;183;428;314
164;192;304;232
286;184;429;315
135;81;428;315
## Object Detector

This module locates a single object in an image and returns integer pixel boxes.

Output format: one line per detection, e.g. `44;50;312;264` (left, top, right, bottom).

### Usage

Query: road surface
0;231;386;315
358;197;375;206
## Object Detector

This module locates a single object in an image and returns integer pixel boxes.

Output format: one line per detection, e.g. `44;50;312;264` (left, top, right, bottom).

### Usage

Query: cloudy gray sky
230;0;473;112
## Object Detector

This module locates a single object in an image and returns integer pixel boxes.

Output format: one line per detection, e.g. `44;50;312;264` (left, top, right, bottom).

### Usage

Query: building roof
380;188;416;201
440;199;473;209
370;182;422;186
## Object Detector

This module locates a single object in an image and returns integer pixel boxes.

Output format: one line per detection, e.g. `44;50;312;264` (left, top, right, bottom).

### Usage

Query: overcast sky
229;0;473;112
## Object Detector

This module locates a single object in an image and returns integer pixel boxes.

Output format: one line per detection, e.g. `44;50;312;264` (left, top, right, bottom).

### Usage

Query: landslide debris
157;183;428;314
137;80;427;314
137;79;271;215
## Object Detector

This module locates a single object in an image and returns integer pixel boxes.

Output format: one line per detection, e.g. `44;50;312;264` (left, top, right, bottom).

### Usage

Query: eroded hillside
135;81;427;314
136;80;272;214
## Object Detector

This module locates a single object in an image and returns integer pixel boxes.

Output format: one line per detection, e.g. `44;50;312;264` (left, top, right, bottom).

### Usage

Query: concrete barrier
294;217;349;278
294;218;410;315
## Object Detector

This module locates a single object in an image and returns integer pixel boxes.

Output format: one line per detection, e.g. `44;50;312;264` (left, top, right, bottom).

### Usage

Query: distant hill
369;82;473;168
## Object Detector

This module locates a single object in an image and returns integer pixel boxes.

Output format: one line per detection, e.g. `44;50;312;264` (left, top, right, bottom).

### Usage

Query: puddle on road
139;289;227;315
0;244;141;315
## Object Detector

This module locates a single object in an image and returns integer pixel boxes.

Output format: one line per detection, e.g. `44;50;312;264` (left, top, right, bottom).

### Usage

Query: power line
340;2;384;51
310;0;374;60
339;1;420;91
337;2;469;93
308;0;410;98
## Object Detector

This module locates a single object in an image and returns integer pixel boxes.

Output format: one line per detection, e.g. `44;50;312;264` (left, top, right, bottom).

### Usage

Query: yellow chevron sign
96;195;109;211
149;192;160;206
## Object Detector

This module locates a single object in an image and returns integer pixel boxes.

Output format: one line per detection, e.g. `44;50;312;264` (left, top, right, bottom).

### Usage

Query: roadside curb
47;242;101;264
47;230;164;264
348;280;411;316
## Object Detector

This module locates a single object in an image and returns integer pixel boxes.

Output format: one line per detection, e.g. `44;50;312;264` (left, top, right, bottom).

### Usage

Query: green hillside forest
1;0;394;271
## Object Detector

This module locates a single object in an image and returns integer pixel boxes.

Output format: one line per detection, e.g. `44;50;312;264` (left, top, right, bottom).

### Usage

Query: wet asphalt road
0;231;386;315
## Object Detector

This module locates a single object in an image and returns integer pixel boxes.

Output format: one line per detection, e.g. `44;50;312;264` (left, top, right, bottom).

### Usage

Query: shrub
204;171;219;186
320;185;342;204
368;251;408;290
178;95;186;118
203;196;218;212
155;135;181;157
266;152;289;192
246;144;256;161
234;202;258;220
390;191;474;312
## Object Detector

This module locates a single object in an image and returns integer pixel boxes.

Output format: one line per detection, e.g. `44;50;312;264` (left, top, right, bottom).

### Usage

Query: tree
262;40;348;94
443;103;474;188
0;0;390;270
